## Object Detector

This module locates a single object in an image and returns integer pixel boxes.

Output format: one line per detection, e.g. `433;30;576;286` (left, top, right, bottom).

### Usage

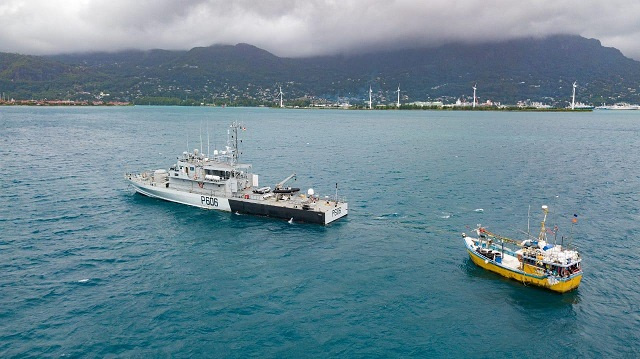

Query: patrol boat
462;205;582;293
125;122;348;225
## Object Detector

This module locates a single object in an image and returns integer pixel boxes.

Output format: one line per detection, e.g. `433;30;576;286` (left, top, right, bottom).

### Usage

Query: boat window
190;167;195;171
205;169;229;179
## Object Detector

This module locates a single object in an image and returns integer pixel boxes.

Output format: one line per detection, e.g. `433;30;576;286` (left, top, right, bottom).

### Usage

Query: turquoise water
1;106;639;357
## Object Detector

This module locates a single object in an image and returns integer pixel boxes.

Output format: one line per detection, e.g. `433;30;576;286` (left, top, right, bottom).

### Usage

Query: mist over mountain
1;35;639;106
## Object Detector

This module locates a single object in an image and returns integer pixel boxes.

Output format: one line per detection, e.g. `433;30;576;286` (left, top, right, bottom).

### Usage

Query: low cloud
1;0;639;60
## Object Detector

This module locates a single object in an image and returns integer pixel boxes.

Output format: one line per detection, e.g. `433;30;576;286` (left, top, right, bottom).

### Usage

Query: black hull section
229;199;326;224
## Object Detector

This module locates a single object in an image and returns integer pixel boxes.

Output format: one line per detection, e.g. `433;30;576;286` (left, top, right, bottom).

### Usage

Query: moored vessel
595;103;640;110
462;205;582;293
125;122;348;225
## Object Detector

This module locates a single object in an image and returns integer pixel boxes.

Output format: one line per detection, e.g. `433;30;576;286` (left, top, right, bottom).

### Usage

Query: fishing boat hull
465;240;582;293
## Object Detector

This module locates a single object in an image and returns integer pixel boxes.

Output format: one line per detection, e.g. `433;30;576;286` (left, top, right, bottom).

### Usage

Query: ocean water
1;106;639;357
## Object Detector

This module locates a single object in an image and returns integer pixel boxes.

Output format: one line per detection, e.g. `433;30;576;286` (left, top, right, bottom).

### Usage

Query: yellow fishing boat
462;205;583;293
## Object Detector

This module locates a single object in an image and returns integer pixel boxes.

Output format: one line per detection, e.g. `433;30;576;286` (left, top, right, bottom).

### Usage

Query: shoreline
0;101;603;112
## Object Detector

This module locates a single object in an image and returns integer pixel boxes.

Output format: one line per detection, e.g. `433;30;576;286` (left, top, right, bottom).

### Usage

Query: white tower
279;86;284;108
571;81;577;110
472;83;477;108
369;86;372;109
396;84;401;107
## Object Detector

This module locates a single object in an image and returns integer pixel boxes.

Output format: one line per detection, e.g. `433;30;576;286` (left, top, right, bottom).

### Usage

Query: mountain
1;35;639;106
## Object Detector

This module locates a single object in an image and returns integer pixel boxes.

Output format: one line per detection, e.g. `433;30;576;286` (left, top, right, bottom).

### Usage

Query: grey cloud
1;0;639;60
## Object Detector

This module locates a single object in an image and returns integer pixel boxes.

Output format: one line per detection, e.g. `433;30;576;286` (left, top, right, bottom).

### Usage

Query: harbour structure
462;205;583;293
126;122;348;225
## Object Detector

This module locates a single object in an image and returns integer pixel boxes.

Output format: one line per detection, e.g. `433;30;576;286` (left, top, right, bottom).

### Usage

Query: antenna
571;81;577;110
396;84;400;107
199;121;203;156
472;83;477;108
279;86;283;108
569;214;578;248
369;86;372;110
527;205;531;237
207;121;210;157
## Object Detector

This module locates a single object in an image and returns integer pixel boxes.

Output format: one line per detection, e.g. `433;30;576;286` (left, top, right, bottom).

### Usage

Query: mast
228;121;242;164
369;86;372;109
538;205;549;242
571;82;577;110
396;84;400;107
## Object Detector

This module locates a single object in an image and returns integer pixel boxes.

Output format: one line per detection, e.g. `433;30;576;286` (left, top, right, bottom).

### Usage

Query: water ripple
1;107;639;357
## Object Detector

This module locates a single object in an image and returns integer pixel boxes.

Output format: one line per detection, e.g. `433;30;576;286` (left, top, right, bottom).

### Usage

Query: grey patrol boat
125;122;348;225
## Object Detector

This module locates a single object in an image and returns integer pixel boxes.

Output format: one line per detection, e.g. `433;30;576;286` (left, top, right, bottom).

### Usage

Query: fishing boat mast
537;205;549;242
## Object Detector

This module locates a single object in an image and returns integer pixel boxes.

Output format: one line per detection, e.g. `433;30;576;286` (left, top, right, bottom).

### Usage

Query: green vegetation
1;35;639;106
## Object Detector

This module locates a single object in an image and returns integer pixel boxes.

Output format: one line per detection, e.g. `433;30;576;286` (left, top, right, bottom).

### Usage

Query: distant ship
571;102;594;110
462;205;583;293
125;122;348;225
595;103;640;110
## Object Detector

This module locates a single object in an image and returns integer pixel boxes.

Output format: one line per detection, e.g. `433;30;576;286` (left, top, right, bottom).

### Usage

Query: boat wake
375;212;399;220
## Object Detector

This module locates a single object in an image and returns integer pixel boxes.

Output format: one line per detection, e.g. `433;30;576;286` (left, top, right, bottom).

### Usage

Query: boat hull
229;198;347;225
129;180;232;211
128;179;347;225
466;248;582;293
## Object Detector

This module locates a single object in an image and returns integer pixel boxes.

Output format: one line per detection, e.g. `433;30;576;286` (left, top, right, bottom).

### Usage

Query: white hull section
325;202;348;225
130;181;231;212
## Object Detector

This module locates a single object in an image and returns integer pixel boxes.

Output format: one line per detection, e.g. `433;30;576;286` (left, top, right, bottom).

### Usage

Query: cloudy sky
2;0;640;60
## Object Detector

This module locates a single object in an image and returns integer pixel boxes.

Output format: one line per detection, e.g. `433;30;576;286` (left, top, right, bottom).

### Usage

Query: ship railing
190;187;227;197
124;172;150;182
205;190;227;197
560;243;580;252
333;195;347;203
232;193;262;200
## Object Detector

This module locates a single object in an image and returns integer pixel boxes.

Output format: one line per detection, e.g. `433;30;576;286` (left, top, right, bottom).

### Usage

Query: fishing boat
125;122;348;225
462;205;582;293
